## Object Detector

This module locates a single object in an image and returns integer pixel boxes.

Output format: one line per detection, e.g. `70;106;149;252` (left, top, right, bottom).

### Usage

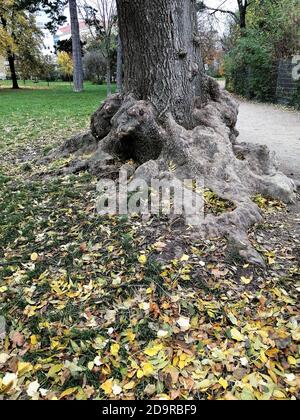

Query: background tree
15;13;44;84
79;0;117;95
38;54;56;85
199;0;251;31
0;0;66;89
69;0;83;92
247;0;300;60
0;0;34;88
57;50;73;82
224;0;300;100
55;37;85;56
17;51;42;84
83;49;106;84
197;6;223;76
20;0;67;32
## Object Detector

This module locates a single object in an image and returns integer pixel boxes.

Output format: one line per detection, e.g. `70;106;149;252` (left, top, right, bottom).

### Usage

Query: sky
30;0;240;57
206;0;236;10
204;0;237;33
39;0;238;42
62;0;238;24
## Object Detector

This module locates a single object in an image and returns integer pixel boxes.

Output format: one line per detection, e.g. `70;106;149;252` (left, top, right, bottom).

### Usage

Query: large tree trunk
237;0;248;30
106;54;111;96
116;34;123;93
69;0;83;92
59;0;296;265
117;0;202;128
7;53;19;89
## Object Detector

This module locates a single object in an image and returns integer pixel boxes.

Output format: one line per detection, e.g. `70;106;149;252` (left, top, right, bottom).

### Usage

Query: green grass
0;81;109;156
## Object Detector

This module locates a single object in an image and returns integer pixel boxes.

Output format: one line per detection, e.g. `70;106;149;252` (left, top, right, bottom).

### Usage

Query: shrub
225;33;277;102
83;50;106;84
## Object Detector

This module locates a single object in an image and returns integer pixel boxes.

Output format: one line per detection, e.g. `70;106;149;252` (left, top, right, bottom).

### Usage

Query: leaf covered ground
0;82;299;400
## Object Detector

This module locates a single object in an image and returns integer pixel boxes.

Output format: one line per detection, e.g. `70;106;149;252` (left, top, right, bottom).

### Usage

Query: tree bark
69;0;83;92
106;54;111;96
117;0;202;128
237;0;248;31
239;9;246;30
116;33;123;93
7;53;19;89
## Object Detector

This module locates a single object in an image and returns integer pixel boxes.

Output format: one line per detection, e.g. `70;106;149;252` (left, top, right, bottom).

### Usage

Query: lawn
0;81;108;160
0;82;299;401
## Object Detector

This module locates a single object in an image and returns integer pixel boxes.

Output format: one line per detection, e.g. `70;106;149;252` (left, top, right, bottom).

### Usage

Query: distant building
35;13;89;58
54;21;90;46
35;11;56;56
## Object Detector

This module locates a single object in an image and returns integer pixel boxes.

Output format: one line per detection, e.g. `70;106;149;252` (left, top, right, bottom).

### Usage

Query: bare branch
205;6;239;23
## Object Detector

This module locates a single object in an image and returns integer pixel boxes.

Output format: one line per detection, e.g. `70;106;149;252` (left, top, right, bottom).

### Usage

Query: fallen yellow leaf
144;343;163;357
198;379;211;389
260;350;267;364
240;276;252;285
219;378;228;390
125;330;136;342
60;387;78;399
110;343;120;357
231;328;245;342
101;378;113;395
30;335;38;346
47;364;63;378
18;361;33;376
141;362;154;377
138;255;147;265
287;356;297;365
123;381;136;390
273;389;286;399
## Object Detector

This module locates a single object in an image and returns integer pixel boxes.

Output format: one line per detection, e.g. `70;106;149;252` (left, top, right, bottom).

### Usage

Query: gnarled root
58;77;296;266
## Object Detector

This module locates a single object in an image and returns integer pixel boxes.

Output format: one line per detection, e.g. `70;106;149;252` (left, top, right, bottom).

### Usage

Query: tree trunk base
58;77;296;266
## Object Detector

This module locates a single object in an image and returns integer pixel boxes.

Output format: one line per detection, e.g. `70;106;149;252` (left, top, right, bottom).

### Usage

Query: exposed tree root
58;77;296;266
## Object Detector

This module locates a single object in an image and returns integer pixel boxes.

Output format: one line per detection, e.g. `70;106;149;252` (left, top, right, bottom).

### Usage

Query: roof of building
56;20;88;37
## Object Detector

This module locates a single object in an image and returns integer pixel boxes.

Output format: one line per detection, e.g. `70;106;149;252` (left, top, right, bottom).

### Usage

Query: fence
276;56;300;106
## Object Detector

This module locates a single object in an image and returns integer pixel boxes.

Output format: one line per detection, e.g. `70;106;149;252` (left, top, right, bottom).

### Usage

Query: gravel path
216;80;300;183
236;99;300;183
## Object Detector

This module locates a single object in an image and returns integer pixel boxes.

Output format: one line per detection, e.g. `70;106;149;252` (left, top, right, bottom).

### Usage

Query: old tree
60;0;296;265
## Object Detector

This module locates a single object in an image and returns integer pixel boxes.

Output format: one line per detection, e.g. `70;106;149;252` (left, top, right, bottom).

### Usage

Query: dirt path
235;97;300;252
216;80;300;183
236;99;300;183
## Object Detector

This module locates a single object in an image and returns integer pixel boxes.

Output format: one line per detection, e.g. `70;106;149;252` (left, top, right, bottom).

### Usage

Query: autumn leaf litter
0;97;299;400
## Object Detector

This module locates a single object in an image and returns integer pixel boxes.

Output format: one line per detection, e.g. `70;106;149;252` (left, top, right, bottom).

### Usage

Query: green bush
224;0;300;104
225;33;277;102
